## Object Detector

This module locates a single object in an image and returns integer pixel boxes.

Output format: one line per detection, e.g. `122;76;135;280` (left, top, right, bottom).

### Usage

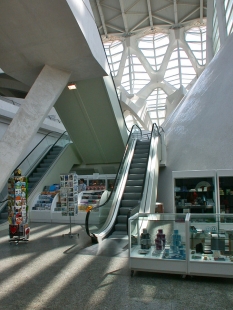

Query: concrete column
206;0;214;65
216;0;227;46
0;65;71;192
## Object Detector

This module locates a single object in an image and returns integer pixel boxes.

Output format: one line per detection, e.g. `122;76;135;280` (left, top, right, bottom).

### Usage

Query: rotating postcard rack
8;169;30;245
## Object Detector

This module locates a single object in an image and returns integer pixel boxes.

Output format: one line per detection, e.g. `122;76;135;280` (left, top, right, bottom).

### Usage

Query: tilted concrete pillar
0;65;71;192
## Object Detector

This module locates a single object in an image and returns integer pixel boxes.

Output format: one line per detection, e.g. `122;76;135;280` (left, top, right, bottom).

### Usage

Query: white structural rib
96;0;108;38
119;0;129;34
200;0;204;23
173;0;178;24
147;0;154;29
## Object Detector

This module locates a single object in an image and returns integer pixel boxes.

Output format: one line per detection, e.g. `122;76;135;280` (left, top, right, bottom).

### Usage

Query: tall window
164;47;196;89
104;40;123;77
185;26;207;66
121;54;150;94
213;1;220;54
224;0;233;35
146;88;167;126
138;33;169;71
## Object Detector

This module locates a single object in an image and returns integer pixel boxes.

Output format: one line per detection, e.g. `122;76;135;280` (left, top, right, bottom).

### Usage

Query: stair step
28;177;40;182
130;163;147;169
32;172;44;178
129;168;146;174
120;200;139;208
42;158;54;163
46;154;58;159
124;186;142;193
122;192;141;200
36;167;47;173
127;174;144;180
132;158;147;163
39;163;51;168
0;212;8;219
115;223;127;231
117;214;127;223
126;180;143;186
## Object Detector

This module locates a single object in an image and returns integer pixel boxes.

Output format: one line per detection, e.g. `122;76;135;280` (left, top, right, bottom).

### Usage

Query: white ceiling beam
130;16;149;32
173;0;178;24
125;0;142;13
106;13;122;24
147;0;154;29
200;0;203;23
101;3;121;12
96;0;108;38
153;4;173;14
180;7;200;23
119;0;129;33
105;23;125;33
152;15;173;25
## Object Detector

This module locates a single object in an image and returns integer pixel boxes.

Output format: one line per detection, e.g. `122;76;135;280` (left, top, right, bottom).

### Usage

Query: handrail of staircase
0;131;69;213
14;131;67;174
85;124;141;239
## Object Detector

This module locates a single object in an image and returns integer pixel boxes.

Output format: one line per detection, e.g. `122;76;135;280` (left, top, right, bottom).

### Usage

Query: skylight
121;54;150;94
138;33;169;71
146;88;167;126
213;1;220;54
164;47;196;89
185;26;207;66
224;0;233;35
104;40;123;77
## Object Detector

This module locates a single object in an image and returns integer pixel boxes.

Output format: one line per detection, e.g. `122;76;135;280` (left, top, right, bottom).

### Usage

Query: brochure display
129;212;233;278
8;170;30;244
59;173;78;237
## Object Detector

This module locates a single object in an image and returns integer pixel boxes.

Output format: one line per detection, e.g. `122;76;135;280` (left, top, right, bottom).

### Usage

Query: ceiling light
68;83;76;90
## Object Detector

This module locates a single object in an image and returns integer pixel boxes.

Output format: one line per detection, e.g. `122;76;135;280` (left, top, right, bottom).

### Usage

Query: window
185;26;207;66
121;54;150;94
104;40;123;76
164;48;196;89
146;88;167;126
138;33;169;71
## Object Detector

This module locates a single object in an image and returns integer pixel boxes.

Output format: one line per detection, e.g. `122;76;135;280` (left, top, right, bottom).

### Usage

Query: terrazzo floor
0;222;233;310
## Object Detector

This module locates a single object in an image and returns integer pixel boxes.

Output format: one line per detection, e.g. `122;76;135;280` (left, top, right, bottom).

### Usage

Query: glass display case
129;212;233;278
173;171;216;214
187;213;233;277
129;213;188;276
217;170;233;214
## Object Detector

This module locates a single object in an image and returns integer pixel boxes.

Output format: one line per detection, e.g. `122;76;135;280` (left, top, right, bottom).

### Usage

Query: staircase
27;145;63;193
110;139;150;238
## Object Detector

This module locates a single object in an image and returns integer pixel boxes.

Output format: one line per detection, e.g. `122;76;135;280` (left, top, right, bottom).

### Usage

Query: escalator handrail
0;131;69;213
26;131;70;192
14;131;67;174
139;123;162;214
85;124;142;237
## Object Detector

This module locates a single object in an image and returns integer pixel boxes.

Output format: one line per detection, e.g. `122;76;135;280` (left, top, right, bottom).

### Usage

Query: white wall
157;33;233;212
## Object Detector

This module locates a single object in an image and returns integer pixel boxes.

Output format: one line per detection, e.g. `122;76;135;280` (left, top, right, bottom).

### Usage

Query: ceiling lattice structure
90;0;208;129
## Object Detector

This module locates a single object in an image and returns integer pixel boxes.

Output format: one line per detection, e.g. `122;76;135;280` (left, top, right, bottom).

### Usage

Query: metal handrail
85;124;141;237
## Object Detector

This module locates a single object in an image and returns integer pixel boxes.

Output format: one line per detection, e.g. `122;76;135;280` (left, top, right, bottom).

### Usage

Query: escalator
0;131;71;220
85;123;163;243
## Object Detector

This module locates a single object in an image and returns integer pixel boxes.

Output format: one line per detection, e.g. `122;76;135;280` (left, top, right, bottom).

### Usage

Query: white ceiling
89;0;207;38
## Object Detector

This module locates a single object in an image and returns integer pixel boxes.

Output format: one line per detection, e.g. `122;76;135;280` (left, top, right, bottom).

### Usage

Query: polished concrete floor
0;221;233;310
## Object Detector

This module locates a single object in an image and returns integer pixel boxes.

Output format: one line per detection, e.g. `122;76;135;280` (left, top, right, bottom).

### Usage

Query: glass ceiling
121;54;150;94
104;25;207;129
138;33;169;71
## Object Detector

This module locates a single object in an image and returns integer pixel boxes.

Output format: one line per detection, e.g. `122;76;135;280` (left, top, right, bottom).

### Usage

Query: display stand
62;214;74;238
60;173;78;238
8;170;30;245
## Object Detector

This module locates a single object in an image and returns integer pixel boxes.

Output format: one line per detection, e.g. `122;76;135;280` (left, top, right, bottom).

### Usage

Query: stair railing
85;124;141;241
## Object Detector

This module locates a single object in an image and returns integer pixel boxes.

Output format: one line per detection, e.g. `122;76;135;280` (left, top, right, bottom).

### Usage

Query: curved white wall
157;33;233;212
